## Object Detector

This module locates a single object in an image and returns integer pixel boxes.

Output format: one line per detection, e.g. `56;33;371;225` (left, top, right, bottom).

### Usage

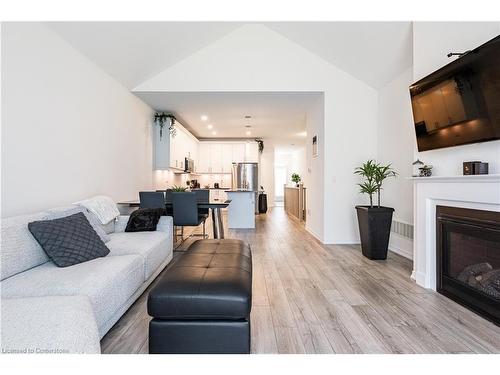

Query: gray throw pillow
46;206;111;243
28;212;110;267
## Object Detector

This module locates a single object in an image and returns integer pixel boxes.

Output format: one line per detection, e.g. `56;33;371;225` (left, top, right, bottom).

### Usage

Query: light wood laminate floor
101;207;500;354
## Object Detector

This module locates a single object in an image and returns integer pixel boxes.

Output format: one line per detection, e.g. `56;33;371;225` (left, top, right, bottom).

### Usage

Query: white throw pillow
74;196;120;225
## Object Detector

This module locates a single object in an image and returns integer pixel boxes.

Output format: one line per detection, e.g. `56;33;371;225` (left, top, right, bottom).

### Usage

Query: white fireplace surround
411;174;500;290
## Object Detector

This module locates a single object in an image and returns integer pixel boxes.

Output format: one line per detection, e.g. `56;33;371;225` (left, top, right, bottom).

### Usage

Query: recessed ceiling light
297;131;307;137
207;124;213;129
212;131;217;136
246;130;252;136
201;115;208;122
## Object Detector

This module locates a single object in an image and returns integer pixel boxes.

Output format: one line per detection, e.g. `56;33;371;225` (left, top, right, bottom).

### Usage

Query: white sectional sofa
1;206;173;354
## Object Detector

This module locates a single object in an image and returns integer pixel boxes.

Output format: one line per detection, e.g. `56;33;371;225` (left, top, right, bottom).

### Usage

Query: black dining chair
139;191;166;210
171;192;207;243
156;189;173;216
193;189;210;218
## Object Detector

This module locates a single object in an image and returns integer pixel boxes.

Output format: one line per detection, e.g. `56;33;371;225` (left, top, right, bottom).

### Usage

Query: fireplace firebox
436;205;500;325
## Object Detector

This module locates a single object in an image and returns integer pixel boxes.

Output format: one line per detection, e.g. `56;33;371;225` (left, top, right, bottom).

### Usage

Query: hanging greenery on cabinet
255;139;264;153
154;113;177;139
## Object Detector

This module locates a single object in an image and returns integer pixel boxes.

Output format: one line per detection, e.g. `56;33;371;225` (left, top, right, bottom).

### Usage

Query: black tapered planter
355;205;394;260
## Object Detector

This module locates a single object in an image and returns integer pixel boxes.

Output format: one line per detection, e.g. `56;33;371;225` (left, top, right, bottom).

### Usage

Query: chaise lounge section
1;205;174;354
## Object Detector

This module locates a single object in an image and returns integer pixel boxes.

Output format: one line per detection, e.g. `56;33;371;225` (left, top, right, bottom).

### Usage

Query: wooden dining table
117;199;231;239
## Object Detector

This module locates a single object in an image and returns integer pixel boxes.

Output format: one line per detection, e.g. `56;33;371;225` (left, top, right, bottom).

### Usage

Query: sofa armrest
114;215;129;233
157;215;173;233
114;215;173;234
1;296;101;354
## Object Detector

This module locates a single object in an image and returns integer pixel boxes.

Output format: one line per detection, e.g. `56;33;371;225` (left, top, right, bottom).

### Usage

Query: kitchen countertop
225;190;256;193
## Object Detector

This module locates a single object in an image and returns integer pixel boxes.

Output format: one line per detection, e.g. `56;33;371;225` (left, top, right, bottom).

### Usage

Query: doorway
274;165;287;206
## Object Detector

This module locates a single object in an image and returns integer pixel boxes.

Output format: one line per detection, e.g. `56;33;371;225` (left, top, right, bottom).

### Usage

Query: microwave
184;158;194;173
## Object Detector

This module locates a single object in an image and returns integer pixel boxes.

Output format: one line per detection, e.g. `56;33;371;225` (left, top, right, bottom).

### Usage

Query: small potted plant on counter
291;173;301;187
354;160;397;260
171;185;188;192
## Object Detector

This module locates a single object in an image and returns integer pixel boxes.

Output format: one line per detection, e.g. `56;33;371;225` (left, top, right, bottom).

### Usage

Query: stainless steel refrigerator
231;162;259;212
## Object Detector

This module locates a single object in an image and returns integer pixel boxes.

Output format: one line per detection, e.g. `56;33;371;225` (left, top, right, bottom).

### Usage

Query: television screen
410;35;500;151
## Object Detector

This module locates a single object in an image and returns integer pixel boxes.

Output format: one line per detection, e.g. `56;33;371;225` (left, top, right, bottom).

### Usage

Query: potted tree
291;173;301;187
354;160;397;260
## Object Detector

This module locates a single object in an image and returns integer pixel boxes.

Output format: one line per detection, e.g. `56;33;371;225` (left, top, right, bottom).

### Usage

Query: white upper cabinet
197;143;211;173
209;143;223;173
153;121;171;170
221;144;233;173
195;141;259;174
232;143;245;163
245;142;259;162
153;120;199;171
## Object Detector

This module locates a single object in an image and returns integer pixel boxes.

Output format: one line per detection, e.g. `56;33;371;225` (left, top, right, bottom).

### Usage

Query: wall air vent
391;220;413;240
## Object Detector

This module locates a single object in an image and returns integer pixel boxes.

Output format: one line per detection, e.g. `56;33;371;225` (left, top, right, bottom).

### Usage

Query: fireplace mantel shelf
406;174;500;183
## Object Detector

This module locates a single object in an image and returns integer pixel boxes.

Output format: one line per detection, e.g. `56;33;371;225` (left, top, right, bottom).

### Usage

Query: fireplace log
457;262;493;285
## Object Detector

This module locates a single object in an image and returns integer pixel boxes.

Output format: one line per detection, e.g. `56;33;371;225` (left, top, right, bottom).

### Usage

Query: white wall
377;67;416;258
1;23;155;217
305;95;325;241
413;22;500;176
134;24;379;243
259;140;276;207
375;22;500;259
377;67;416;224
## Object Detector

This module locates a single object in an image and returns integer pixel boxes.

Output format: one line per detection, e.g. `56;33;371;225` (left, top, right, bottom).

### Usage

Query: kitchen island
225;190;256;229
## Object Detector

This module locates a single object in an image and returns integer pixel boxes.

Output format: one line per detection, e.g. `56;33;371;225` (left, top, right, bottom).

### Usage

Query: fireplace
436;205;500;325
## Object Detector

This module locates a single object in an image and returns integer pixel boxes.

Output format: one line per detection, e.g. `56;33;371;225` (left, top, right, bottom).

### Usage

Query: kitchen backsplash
198;174;232;188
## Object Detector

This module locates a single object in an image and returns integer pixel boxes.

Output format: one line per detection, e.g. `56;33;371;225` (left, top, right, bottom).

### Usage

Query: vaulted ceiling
47;22;243;89
47;22;412;90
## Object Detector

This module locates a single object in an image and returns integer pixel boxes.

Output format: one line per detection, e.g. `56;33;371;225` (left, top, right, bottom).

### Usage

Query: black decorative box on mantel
463;161;489;175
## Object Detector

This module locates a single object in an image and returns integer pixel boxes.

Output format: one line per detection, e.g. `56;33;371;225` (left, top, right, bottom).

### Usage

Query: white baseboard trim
305;225;324;243
388;233;413;260
414;271;429;289
329;240;360;245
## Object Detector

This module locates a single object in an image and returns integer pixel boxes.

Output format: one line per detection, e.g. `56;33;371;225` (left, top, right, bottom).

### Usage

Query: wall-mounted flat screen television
410;35;500;151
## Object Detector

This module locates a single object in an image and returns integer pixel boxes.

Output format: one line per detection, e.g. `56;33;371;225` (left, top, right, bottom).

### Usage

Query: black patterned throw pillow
28;212;110;267
125;208;164;232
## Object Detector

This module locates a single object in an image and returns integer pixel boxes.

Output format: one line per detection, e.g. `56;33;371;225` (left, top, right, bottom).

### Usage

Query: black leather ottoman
148;239;252;354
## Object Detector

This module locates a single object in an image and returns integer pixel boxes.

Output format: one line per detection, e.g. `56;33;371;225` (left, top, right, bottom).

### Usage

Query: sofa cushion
45;205;111;243
28;212;110;267
74;195;120;225
125;208;164;233
101;220;115;234
1;211;50;281
1;296;100;354
106;231;171;280
1;254;143;336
